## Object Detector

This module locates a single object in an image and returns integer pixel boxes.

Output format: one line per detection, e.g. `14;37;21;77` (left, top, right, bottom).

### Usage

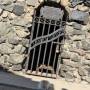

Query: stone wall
0;0;90;83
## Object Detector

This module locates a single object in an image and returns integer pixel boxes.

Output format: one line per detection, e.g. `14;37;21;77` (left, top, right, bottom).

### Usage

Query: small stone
72;35;85;41
3;4;14;12
82;59;90;66
17;0;25;1
8;13;17;20
65;25;74;35
7;31;20;45
69;10;89;24
14;44;25;54
71;53;81;62
0;37;6;44
77;5;89;12
72;22;82;30
11;64;22;71
0;22;12;36
85;53;90;60
78;67;87;76
13;5;24;16
69;0;83;7
72;30;84;35
61;51;70;59
9;54;25;64
83;76;90;83
63;59;81;68
69;48;85;56
26;0;39;7
11;17;31;27
15;29;30;38
81;40;90;50
0;43;14;54
65;72;75;82
1;11;8;18
20;38;29;47
85;0;90;7
0;0;15;5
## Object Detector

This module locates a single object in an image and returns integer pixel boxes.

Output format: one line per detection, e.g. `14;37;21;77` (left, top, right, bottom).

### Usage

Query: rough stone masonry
0;0;90;83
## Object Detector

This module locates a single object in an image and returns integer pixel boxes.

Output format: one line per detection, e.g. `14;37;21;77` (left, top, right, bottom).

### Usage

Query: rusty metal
25;9;66;78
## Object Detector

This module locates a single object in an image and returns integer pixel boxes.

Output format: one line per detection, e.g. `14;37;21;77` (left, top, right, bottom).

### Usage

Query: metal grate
25;9;66;78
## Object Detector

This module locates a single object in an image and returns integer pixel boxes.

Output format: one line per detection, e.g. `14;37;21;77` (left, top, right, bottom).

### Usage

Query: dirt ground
11;71;90;90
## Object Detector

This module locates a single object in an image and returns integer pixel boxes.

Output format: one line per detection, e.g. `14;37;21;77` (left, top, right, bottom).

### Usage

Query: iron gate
25;8;66;78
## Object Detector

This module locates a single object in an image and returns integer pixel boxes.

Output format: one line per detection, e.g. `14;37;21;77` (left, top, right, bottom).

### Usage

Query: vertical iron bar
25;10;36;71
46;20;57;77
55;22;64;78
30;16;41;72
41;19;51;76
36;18;46;74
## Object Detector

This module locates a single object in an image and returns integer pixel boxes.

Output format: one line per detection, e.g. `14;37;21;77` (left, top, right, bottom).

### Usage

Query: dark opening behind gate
25;1;67;78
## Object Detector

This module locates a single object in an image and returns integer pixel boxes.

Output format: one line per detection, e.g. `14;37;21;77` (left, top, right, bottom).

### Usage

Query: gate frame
24;9;66;78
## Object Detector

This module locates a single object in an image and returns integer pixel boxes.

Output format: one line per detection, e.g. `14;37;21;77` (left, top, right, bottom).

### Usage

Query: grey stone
0;0;15;5
69;10;89;24
11;17;31;27
40;6;64;20
61;51;70;59
20;38;29;47
0;4;14;12
73;22;82;30
78;67;87;76
65;72;75;82
13;5;24;16
0;22;12;36
11;64;22;71
7;31;20;45
9;54;25;64
81;40;90;50
85;67;90;76
4;4;14;12
69;0;83;7
71;53;81;62
26;0;38;6
85;0;90;7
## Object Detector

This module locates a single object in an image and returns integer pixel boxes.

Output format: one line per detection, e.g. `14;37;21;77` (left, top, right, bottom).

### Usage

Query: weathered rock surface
13;4;24;16
9;54;25;64
69;10;89;24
